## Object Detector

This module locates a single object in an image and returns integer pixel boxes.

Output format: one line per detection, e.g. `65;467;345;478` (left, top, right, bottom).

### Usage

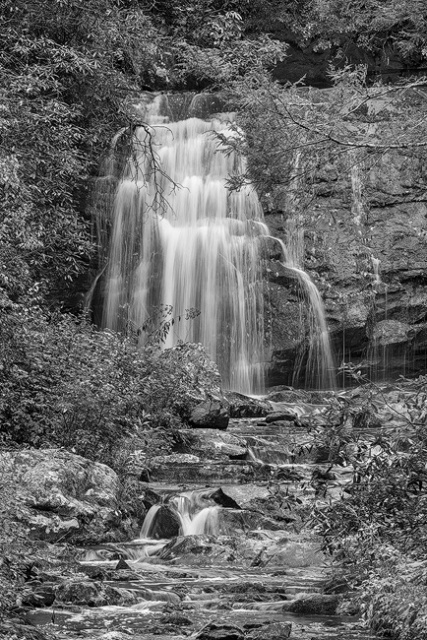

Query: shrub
0;305;222;466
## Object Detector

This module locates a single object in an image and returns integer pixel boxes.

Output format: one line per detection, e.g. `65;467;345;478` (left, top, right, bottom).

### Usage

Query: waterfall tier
102;107;266;394
100;94;335;391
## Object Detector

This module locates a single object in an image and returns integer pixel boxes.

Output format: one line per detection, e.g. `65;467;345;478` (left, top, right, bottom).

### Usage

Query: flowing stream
28;407;376;640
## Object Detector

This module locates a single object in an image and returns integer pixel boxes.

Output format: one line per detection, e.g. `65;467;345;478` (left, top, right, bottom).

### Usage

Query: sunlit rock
1;449;123;544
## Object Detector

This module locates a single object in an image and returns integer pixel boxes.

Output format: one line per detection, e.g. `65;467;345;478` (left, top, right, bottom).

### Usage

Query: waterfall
140;504;161;538
279;148;336;389
100;94;335;391
102;96;266;394
183;507;219;536
170;491;220;536
140;491;221;539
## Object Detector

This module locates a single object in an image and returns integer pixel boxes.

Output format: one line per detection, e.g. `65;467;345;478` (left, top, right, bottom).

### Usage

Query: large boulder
54;580;138;606
141;505;181;539
1;449;124;544
189;399;229;430
224;392;271;418
284;593;340;614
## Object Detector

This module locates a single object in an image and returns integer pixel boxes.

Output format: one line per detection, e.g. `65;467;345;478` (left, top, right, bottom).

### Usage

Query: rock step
141;461;292;484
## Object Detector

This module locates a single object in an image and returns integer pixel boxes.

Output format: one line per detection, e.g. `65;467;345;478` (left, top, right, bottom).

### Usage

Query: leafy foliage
303;376;427;638
241;0;427;66
311;0;427;63
230;68;427;211
0;306;222;462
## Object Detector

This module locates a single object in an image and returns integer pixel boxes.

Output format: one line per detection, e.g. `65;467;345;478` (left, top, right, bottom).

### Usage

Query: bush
306;378;427;638
0;305;222;465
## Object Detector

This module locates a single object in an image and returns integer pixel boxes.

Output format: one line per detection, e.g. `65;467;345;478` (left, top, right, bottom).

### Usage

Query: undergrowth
306;370;427;639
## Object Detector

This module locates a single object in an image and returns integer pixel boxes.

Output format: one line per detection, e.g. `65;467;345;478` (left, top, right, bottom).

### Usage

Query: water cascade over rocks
141;491;221;539
101;94;335;391
24;402;381;640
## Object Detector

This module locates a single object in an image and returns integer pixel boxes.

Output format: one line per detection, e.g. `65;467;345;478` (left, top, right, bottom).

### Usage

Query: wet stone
22;584;56;608
147;505;181;539
54;580;138;607
285;593;340;614
225;392;271;418
197;622;245;640
190;400;230;430
247;621;292;640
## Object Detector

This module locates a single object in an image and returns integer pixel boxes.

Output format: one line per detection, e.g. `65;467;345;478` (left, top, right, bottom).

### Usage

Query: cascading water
101;94;335;391
102;96;266;394
278;149;336;389
140;504;161;538
267;234;336;389
141;490;221;539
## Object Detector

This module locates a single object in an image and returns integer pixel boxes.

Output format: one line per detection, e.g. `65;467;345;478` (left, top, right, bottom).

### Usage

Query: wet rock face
147;505;181;539
1;449;123;544
264;92;427;387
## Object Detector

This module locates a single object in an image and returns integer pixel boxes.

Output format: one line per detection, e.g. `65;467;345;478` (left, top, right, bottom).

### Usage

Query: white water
140;504;161;538
267;236;336;389
102;101;266;394
140;492;221;539
170;491;221;536
101;94;335;391
179;506;220;536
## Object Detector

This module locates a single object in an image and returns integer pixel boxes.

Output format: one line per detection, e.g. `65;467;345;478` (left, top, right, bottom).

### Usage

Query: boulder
285;593;339;614
247;622;292;640
21;585;56;608
182;430;248;461
224;392;271;418
204;487;241;509
189;400;229;430
142;505;181;539
54;580;138;606
1;449;123;544
197;622;244;640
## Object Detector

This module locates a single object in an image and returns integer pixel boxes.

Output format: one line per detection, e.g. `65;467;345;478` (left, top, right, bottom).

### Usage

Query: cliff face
264;92;427;388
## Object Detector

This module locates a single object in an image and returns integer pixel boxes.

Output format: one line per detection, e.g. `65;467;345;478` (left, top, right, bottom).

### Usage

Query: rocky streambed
4;390;390;640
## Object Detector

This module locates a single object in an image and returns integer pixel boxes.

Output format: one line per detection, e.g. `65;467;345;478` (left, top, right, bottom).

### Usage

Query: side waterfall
141;490;221;539
101;95;335;391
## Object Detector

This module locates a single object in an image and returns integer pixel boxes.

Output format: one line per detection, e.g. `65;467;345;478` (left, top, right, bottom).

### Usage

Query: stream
27;399;377;640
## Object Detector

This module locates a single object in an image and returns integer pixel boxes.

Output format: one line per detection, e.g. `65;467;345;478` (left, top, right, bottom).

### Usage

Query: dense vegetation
1;0;427;637
305;377;427;638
